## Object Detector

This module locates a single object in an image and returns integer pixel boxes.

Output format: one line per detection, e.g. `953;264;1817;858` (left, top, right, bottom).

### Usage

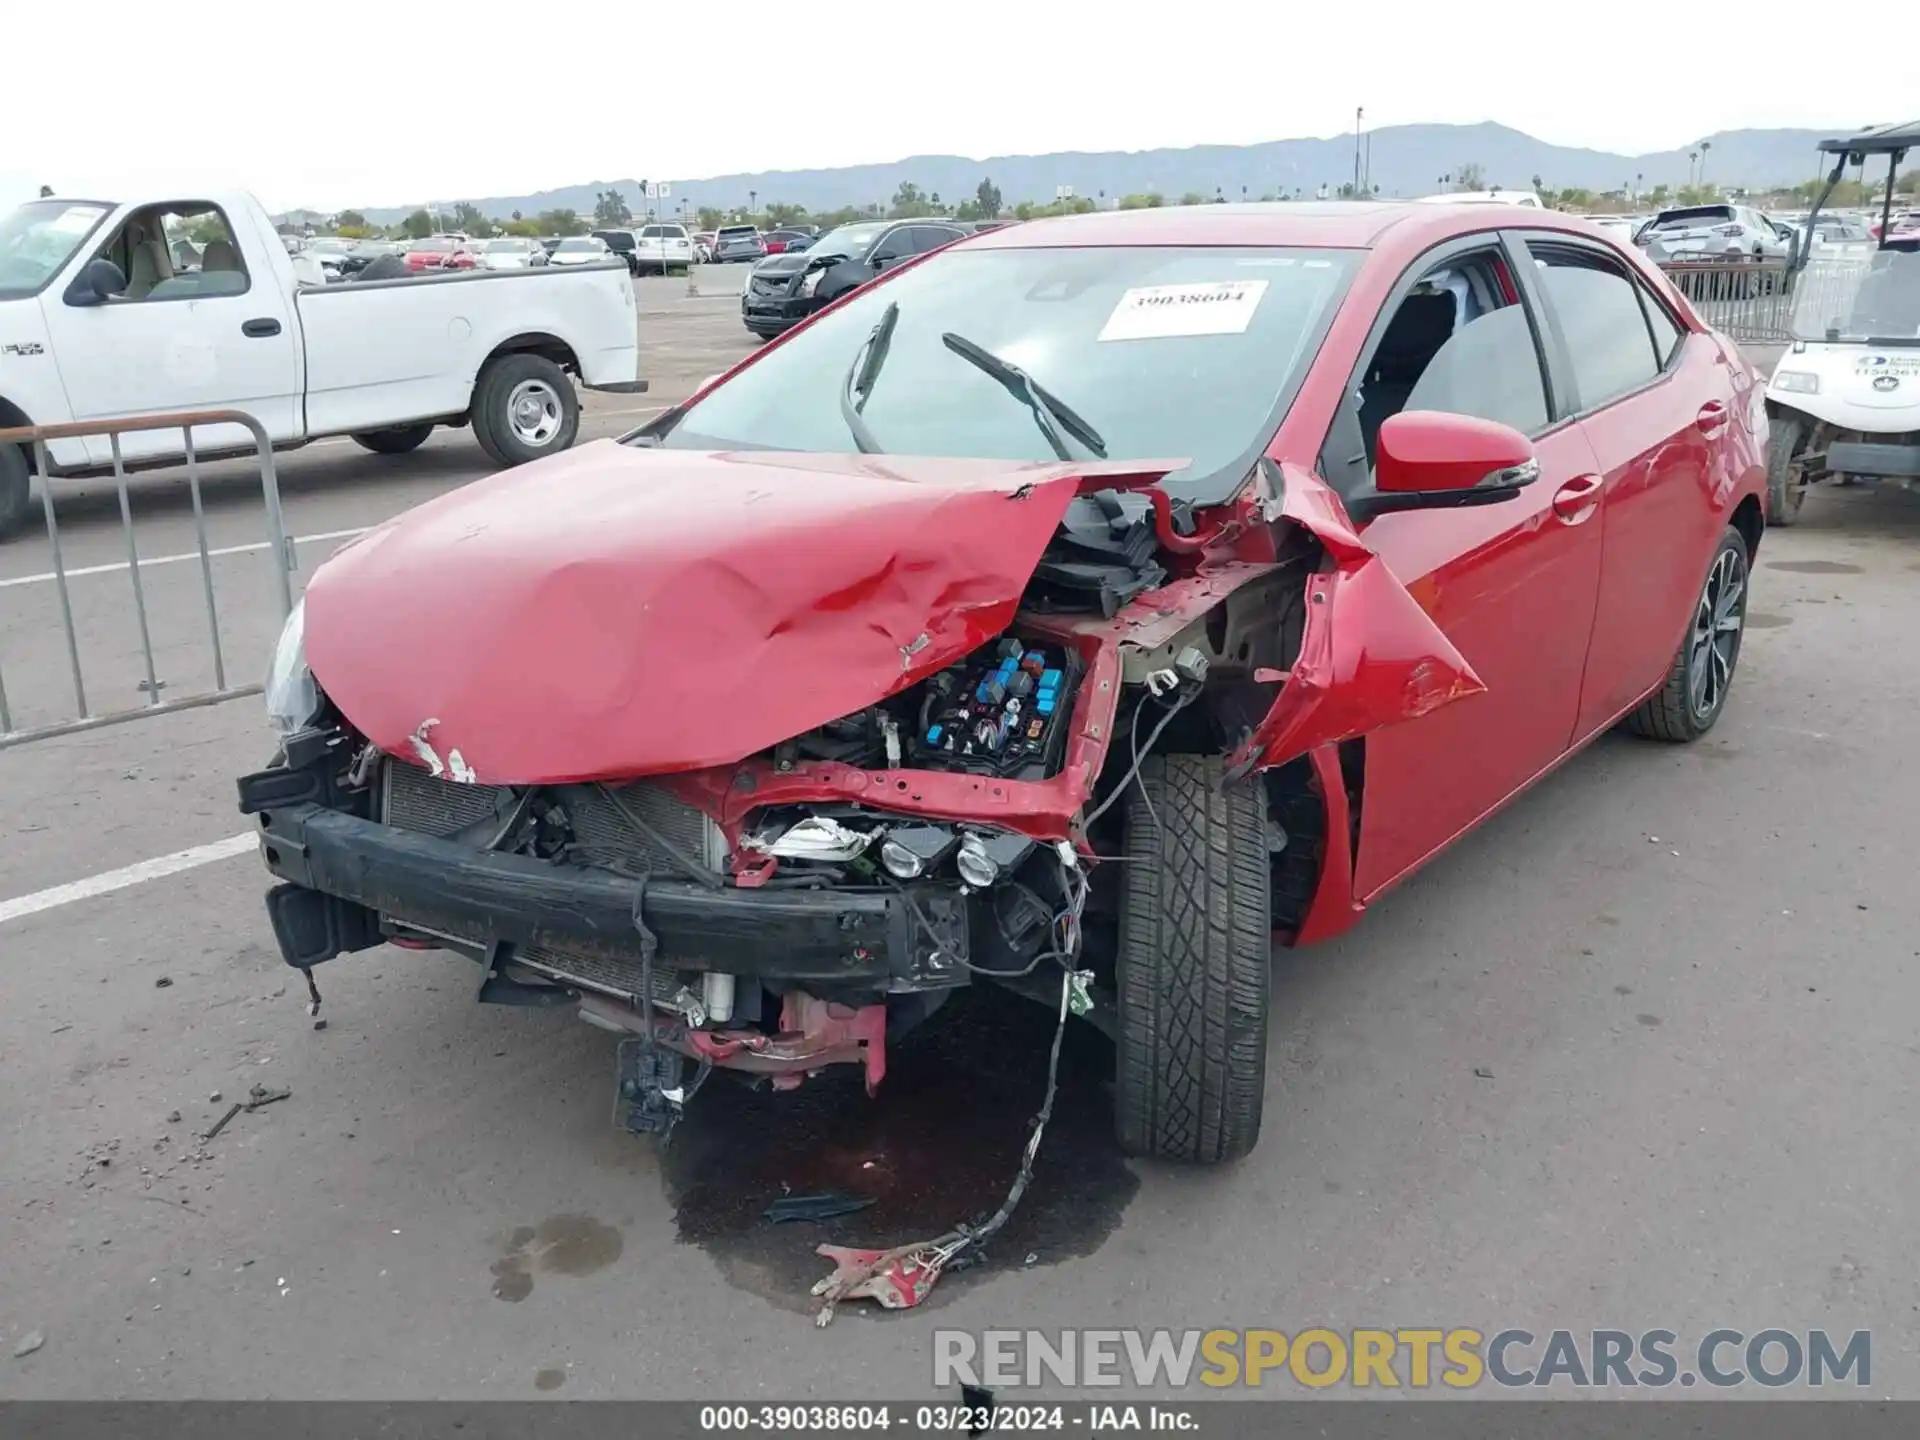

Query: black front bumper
246;799;961;987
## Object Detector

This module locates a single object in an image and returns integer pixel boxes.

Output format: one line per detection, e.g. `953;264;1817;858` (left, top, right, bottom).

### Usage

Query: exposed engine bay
770;635;1082;782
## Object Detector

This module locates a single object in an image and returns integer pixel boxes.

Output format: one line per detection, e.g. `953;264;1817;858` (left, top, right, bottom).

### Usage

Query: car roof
961;200;1559;252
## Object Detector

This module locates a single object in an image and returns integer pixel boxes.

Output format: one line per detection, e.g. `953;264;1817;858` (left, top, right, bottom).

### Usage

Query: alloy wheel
1687;546;1746;722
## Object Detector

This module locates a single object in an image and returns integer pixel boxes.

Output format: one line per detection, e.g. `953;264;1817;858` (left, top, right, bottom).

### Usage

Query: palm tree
1698;140;1713;188
1688;151;1699;188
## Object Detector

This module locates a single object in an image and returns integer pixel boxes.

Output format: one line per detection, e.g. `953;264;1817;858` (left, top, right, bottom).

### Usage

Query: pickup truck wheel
473;354;579;467
0;444;31;541
350;423;434;456
1114;754;1271;1164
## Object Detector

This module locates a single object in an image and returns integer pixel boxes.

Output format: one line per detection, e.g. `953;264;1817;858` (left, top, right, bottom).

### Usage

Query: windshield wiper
939;331;1107;460
838;300;899;454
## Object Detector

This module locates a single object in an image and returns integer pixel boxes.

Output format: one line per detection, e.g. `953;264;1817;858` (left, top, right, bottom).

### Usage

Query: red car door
1297;239;1608;902
1517;240;1728;738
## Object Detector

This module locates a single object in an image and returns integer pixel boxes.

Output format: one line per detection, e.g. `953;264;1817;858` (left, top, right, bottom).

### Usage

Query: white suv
634;223;695;275
1636;204;1789;264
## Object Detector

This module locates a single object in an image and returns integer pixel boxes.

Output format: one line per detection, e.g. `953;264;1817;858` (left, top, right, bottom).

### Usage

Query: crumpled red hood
305;441;1141;785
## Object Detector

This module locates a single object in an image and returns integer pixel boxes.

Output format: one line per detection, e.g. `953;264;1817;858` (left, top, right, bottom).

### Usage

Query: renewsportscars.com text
933;1328;1871;1391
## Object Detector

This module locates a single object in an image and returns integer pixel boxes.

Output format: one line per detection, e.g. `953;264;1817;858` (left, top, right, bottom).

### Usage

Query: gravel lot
2;289;1917;1399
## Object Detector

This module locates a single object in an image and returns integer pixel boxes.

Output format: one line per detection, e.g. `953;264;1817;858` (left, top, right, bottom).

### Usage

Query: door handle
242;317;282;338
1551;474;1603;522
1695;400;1728;435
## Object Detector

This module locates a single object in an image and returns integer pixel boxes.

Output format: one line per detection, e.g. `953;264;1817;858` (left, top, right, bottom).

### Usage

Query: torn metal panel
1228;464;1485;775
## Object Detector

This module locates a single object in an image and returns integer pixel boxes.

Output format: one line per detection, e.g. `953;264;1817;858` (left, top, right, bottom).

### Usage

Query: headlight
879;825;958;879
955;831;1036;889
1773;370;1820;395
799;268;827;297
264;598;321;735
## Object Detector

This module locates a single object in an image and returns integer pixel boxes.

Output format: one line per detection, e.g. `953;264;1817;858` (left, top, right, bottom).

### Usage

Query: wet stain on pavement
535;1368;567;1392
1745;612;1792;629
490;1215;625;1301
1636;1014;1664;1028
1768;561;1862;575
660;987;1137;1313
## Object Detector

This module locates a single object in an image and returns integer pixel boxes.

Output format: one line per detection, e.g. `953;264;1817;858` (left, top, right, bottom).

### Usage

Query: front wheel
1623;527;1750;743
472;354;580;467
1114;754;1271;1164
1766;415;1809;527
351;423;434;456
0;443;30;542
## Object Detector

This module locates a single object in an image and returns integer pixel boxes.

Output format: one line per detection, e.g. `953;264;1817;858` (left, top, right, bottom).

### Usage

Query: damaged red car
240;203;1769;1163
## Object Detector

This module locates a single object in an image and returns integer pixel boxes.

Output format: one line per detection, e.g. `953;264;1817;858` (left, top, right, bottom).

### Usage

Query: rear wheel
1624;527;1749;743
472;354;579;467
0;444;30;541
1114;754;1271;1164
1766;415;1809;527
350;423;434;456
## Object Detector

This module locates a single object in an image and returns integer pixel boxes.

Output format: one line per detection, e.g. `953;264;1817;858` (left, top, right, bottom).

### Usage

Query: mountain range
331;121;1853;225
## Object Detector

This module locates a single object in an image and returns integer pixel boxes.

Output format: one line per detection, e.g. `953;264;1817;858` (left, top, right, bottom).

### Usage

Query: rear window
1650;207;1735;230
717;226;757;238
409;237;455;252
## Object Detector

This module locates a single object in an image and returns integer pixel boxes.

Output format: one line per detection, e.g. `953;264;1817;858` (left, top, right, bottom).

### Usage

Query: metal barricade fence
1657;254;1873;346
0;409;295;749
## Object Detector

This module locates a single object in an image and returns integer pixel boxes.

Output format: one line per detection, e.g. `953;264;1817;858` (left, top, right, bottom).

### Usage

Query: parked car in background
549;236;614;267
634;223;696;274
478;237;549;271
763;228;815;255
712;225;766;263
308;236;357;283
1635;204;1788;264
243;200;1767;1166
404;235;464;272
1416;188;1544;208
1586;215;1640;242
693;231;716;262
592;229;644;275
0;188;643;537
741;218;965;338
1869;210;1920;241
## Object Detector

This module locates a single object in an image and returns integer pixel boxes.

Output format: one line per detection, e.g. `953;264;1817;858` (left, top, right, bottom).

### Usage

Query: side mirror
65;258;128;306
1347;411;1538;523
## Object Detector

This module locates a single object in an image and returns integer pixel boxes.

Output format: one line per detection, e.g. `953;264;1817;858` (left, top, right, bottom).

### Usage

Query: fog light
880;824;957;879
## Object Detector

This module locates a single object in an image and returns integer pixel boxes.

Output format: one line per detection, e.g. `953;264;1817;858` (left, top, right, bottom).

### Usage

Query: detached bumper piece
244;800;962;990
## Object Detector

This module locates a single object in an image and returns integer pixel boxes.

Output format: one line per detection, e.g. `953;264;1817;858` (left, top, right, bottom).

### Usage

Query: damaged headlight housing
264;598;321;735
799;267;828;298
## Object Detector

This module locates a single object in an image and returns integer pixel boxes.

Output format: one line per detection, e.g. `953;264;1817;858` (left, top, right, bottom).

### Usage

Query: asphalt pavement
2;292;1918;1399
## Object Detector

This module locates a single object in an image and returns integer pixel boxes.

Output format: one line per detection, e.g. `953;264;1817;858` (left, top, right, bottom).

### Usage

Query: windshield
806;222;887;261
410;237;454;253
0;200;112;298
653;243;1359;501
556;238;600;253
486;238;531;252
1794;247;1920;343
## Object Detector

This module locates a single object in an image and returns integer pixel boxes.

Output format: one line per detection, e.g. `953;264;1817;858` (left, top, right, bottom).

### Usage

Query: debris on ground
765;1192;876;1224
208;1091;222;1104
203;1104;244;1142
1473;1066;1494;1080
811;958;1080;1327
13;1331;45;1359
154;976;173;989
246;1083;292;1111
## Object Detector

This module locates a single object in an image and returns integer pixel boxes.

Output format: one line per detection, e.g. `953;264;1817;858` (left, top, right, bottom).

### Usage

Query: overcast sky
5;2;1844;213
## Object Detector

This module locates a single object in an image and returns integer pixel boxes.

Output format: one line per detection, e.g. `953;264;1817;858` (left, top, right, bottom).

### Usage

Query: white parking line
0;527;371;589
0;832;257;927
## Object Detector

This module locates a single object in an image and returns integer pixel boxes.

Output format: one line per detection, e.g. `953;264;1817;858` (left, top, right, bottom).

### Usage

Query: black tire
1114;754;1271;1164
350;423;434;456
471;353;579;467
1624;527;1750;743
0;443;30;541
1766;415;1808;527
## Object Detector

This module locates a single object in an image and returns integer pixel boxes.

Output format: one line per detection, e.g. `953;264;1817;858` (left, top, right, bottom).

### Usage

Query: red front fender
1227;463;1485;775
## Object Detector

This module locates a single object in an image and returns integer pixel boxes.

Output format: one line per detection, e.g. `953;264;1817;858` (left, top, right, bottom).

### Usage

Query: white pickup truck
0;189;643;537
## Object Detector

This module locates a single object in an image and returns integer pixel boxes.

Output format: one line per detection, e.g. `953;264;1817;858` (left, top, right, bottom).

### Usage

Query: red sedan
403;235;473;271
242;202;1768;1167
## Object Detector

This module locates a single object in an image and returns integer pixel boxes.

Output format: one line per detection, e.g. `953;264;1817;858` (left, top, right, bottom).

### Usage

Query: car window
1641;286;1685;367
872;228;914;260
1401;304;1551;436
104;201;250;302
0;200;112;299
1527;245;1661;411
911;226;963;254
658;244;1361;503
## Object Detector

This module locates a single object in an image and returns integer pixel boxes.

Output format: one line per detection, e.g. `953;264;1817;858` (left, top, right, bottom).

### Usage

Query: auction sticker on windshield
1098;280;1268;341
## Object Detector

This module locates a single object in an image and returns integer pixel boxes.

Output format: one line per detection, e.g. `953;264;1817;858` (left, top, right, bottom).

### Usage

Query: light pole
1353;106;1364;196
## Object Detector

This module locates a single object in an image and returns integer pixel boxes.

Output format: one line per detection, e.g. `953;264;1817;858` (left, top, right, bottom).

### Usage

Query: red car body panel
305;201;1768;948
304;445;1175;791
